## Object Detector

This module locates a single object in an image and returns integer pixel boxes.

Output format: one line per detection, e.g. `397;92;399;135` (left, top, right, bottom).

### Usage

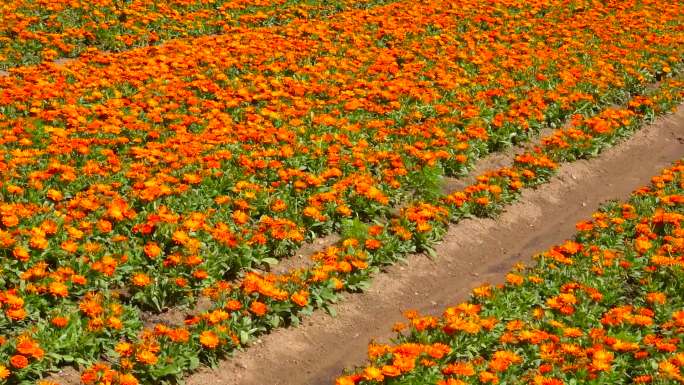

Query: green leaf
239;330;250;344
261;257;279;266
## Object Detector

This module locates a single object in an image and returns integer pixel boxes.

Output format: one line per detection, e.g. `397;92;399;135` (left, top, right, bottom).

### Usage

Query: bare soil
185;105;684;385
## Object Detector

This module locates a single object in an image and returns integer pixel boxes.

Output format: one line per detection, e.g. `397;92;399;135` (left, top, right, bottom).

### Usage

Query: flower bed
0;0;392;68
0;0;682;383
336;160;684;385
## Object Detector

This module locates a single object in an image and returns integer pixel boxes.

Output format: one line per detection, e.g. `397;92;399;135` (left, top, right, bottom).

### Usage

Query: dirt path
186;105;684;385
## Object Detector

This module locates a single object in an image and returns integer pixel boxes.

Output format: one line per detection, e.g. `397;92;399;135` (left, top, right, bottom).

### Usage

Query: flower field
0;0;393;69
0;0;682;384
336;161;684;385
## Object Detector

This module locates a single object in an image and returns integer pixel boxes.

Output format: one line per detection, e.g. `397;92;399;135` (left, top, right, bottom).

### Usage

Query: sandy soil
185;105;684;385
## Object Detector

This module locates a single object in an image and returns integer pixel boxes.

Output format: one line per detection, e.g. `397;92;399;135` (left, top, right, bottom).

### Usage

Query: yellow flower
0;365;9;379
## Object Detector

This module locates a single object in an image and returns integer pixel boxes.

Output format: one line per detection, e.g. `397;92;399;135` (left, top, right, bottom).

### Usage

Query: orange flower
291;290;309;307
61;241;79;253
46;189;63;201
336;205;352;216
658;360;681;380
144;242;162;258
12;247;29;262
2;215;19;228
71;275;87;285
443;362;475;376
132;273;151;287
115;342;134;357
169;329;190;343
199;330;220;349
118;373;139;385
505;273;524;286
646;292;666;304
88;317;105;332
488;351;522;372
231;210;249;225
479;371;499;384
193;269;208;280
475;197;490;206
225;300;242;311
97;220;112;233
10;355;28;369
6;307;26;321
48;281;69;298
426;343;450;359
362;366;384;381
51;316;69;328
271;200;287;212
673;310;684;327
303;206;322;220
172;230;190;245
634;236;652;254
107;317;123;330
16;337;43;359
381;365;401;377
0;365;9;379
250;301;268;316
107;200;130;222
135;350;157;365
591;349;614;371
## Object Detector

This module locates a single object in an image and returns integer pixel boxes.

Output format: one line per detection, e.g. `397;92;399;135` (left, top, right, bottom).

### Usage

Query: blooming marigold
132;273;151;287
646;292;666;304
364;238;381;250
48;281;69;297
291;290;309;307
442;362;475;376
16;336;43;359
10;355;28;369
634;236;652;254
144;242;162;259
12;247;29;262
2;215;19;228
381;365;401;377
658;360;681;379
118;373;139;385
115;342;134;357
362;366;384;381
0;365;9;379
591;349;614;371
135;350;157;365
250;301;267;316
46;189;63;201
506;273;524;286
199;330;220;349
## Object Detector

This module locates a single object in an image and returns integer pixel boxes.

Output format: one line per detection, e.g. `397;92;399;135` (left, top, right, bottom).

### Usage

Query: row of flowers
0;0;391;69
335;161;684;385
0;0;682;383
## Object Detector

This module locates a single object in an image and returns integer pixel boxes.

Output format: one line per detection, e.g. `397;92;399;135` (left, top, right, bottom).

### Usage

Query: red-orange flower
10;355;28;369
199;330;220;349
